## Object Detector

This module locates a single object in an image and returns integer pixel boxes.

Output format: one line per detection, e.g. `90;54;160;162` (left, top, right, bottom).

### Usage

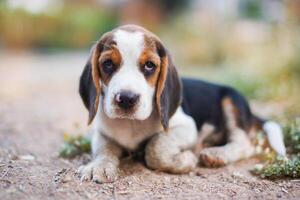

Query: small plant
252;118;300;179
284;118;300;154
252;155;300;179
59;133;91;158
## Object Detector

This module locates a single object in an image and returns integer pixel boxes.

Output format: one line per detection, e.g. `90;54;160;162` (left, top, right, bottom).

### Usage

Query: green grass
253;155;300;179
0;4;118;49
284;118;300;154
59;133;91;159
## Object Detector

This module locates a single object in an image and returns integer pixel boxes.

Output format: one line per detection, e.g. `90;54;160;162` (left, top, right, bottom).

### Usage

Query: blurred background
0;0;299;121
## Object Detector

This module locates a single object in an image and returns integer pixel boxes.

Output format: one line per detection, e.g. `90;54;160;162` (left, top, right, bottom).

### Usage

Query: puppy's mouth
105;106;138;120
114;109;137;120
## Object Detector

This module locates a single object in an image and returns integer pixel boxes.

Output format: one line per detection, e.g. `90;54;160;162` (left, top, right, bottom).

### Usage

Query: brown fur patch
98;46;122;85
139;49;161;86
90;47;101;124
221;97;234;108
97;25;163;88
156;55;168;127
221;97;239;130
88;32;114;124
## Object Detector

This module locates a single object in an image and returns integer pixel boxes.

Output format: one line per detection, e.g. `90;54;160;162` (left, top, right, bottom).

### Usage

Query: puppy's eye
143;61;156;74
102;59;115;74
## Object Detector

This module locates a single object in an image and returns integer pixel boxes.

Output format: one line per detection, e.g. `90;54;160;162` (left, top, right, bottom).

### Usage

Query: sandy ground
0;51;299;200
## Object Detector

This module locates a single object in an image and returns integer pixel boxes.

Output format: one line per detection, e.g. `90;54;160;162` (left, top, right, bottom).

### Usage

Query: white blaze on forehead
103;29;155;120
113;30;145;64
112;29;146;90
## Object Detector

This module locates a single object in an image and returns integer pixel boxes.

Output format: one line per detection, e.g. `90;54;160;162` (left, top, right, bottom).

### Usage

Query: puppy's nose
115;91;140;109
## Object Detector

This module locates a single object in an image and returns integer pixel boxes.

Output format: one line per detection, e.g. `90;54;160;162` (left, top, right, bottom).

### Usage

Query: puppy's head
79;25;181;131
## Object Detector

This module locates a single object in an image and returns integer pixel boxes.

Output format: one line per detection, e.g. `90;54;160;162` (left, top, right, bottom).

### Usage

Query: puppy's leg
199;97;255;167
199;128;255;167
78;130;122;183
194;123;218;157
145;108;198;174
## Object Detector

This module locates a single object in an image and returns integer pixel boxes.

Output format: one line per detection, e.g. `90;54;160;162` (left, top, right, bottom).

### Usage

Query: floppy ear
156;43;182;132
80;31;114;124
79;43;102;125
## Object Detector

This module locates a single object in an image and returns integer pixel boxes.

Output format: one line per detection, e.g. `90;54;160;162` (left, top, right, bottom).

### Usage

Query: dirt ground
0;51;299;200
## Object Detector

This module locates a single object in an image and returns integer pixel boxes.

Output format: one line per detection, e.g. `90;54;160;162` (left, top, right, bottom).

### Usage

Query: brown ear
79;31;113;125
156;44;182;132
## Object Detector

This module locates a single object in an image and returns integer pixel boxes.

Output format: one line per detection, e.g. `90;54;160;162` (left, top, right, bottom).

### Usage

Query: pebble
19;155;35;161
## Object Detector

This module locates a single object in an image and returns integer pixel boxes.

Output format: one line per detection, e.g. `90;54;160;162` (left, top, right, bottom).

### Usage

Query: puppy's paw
199;147;228;167
77;160;118;183
170;150;198;174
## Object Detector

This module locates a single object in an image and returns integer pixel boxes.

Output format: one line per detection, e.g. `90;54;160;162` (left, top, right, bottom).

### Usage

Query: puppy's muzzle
115;90;140;110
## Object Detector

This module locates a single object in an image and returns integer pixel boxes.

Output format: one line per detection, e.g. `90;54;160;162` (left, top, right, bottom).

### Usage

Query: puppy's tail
253;116;286;156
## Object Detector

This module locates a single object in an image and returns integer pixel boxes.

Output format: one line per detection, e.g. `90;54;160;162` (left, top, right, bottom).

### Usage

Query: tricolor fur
78;25;286;183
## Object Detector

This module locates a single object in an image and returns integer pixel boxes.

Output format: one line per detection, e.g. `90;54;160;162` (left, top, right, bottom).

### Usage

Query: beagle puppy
78;25;286;183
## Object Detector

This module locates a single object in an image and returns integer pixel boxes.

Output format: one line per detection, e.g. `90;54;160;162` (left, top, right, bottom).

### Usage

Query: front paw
77;159;118;183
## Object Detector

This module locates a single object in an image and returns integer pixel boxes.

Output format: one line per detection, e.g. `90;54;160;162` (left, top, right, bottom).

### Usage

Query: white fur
94;98;161;150
79;127;122;183
263;121;286;156
79;105;199;182
145;107;198;173
168;107;198;148
103;30;155;120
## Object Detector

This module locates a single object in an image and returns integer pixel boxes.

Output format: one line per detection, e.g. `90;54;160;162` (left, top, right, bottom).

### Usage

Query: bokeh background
1;0;300;120
1;2;300;199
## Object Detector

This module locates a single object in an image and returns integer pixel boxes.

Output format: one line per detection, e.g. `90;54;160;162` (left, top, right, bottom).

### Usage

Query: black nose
115;91;140;109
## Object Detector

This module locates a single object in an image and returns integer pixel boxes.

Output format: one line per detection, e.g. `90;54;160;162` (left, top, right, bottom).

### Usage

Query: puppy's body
78;25;286;183
97;78;256;151
182;78;254;140
181;78;286;158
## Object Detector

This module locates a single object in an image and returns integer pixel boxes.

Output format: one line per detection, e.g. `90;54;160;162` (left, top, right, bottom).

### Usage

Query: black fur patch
79;59;98;122
181;78;256;138
159;54;182;130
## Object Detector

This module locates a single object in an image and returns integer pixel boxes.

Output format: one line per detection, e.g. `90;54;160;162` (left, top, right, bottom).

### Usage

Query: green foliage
239;0;263;19
0;4;118;49
221;76;265;100
252;118;300;179
282;49;300;81
252;156;300;179
284;118;300;154
59;134;91;159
